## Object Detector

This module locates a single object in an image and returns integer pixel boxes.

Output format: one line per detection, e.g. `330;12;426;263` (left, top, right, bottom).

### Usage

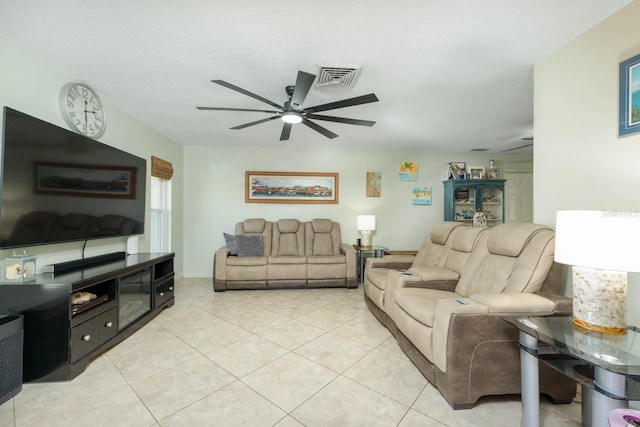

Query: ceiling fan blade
305;114;376;127
212;80;283;110
301;118;338;139
280;123;293;141
502;143;533;152
303;93;379;114
230;115;280;130
196;106;281;113
290;71;316;109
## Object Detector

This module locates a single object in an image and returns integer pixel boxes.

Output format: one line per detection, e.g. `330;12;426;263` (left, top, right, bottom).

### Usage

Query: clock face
59;83;106;138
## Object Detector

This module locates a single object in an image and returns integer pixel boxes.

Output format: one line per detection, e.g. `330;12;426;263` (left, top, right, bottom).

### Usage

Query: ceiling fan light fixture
281;111;303;124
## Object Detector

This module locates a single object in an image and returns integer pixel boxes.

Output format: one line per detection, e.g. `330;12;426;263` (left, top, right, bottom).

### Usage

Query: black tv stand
0;252;175;382
43;251;126;275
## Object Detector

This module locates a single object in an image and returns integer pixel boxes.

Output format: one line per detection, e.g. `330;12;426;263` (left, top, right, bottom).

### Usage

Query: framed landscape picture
245;171;339;204
34;162;137;199
619;52;640;136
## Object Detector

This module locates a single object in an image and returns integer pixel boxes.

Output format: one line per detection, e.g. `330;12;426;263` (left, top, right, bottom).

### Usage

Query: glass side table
504;315;640;427
355;246;387;283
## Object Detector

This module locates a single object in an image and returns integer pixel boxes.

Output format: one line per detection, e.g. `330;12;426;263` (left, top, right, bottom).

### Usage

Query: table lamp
357;215;376;248
555;210;640;335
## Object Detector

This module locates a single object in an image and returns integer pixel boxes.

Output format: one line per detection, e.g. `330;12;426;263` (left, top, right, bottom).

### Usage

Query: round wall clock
59;82;107;138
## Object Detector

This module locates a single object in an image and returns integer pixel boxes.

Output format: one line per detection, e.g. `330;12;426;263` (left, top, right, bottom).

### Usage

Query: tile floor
0;278;582;426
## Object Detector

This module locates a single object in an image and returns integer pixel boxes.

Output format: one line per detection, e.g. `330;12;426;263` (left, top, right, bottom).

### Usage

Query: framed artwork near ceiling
245;171;338;204
619;52;640;137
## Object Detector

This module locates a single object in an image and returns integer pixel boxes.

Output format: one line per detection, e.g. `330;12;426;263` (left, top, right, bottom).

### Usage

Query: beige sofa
364;222;577;409
214;218;357;291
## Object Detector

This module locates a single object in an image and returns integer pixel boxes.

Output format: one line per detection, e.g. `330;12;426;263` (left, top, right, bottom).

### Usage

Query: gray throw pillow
223;232;238;255
236;234;263;257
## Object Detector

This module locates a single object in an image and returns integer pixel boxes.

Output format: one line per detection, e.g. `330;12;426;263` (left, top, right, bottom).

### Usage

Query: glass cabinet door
480;185;504;224
453;186;476;223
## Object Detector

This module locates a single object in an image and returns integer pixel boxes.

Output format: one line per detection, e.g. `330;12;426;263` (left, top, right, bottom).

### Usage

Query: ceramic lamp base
360;230;372;249
572;266;627;335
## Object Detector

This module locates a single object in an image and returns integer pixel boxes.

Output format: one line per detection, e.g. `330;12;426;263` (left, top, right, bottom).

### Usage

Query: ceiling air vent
470;148;489;152
316;65;361;88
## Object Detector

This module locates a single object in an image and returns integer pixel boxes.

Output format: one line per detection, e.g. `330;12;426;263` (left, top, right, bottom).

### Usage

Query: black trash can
0;314;23;405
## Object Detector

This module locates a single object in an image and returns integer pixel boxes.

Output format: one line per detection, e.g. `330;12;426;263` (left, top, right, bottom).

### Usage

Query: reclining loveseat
364;221;577;409
214;218;357;291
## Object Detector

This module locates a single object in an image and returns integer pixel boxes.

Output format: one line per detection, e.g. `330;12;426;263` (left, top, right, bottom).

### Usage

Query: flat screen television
0;107;146;249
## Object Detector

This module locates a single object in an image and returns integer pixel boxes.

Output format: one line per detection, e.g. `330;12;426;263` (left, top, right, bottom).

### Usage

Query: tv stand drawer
70;320;98;363
96;307;118;346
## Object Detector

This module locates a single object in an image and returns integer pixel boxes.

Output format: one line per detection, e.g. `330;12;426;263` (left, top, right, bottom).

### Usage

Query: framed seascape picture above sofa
245;171;339;204
619;51;640;136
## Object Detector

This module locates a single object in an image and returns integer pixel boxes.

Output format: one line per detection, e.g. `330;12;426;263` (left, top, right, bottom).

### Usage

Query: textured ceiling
0;0;632;153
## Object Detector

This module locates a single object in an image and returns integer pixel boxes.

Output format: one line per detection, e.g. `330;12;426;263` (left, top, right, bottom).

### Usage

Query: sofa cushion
226;256;267;266
412;222;465;268
268;256;307;264
242;218;268;234
306;255;346;264
395;288;459;328
278;219;301;233
235;218;272;257
451;227;486;252
237;234;263;257
310;218;334;233
223;232;238;255
273;219;304;256
408;266;460;282
430;222;461;245
487;223;549;257
305;219;341;256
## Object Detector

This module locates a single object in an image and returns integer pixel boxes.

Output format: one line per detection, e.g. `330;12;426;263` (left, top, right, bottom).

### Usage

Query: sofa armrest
339;243;357;279
214;246;230;281
469;293;557;315
366;255;415;271
535;291;572;315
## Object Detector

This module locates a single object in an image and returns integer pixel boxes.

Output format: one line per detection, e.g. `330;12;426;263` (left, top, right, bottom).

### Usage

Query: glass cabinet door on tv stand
443;179;506;225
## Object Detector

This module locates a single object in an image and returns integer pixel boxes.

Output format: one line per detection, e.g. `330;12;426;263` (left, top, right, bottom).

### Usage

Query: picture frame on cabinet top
468;166;486;180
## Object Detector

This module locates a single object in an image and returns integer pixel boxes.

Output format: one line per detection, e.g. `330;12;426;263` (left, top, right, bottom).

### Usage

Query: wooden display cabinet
443;179;506;225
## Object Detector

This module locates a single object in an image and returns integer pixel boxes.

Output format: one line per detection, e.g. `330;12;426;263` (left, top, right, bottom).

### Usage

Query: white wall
0;36;185;277
534;0;640;324
182;146;532;277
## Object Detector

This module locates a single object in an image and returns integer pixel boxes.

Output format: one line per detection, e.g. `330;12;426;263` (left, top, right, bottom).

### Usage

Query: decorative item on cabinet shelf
1;251;36;283
483;190;500;204
472;209;487;227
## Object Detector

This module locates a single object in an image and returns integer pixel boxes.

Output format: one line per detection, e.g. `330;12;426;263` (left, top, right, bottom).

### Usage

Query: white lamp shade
555;210;640;272
357;215;376;231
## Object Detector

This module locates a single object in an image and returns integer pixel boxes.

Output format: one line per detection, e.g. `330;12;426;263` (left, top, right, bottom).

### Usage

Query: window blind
151;156;173;180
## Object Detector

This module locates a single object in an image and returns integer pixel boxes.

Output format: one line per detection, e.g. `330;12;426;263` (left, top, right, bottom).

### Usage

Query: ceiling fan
501;137;533;152
197;70;379;141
